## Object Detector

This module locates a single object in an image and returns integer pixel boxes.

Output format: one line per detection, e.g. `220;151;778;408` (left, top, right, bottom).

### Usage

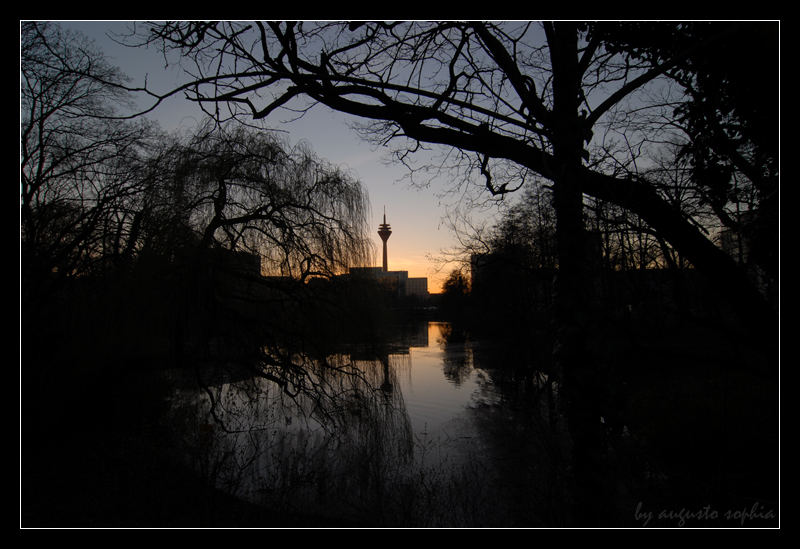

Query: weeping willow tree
136;121;373;280
21;22;402;528
128;120;383;420
146;125;417;512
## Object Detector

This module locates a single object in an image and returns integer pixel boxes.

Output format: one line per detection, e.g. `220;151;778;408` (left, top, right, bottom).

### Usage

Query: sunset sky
57;21;508;293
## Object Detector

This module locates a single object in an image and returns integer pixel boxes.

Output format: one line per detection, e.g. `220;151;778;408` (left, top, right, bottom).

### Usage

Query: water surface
170;320;546;526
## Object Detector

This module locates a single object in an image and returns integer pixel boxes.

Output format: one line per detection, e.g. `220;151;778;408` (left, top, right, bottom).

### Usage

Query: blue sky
54;20;507;292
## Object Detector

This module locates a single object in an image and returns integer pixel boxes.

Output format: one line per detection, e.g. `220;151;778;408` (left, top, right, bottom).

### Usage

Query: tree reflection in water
165;344;415;521
164;321;553;527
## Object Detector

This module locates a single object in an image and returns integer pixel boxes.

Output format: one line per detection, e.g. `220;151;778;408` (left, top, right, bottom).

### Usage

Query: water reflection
167;320;538;527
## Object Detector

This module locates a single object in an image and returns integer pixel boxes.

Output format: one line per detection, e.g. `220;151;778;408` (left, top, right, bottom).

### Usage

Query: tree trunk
549;23;610;526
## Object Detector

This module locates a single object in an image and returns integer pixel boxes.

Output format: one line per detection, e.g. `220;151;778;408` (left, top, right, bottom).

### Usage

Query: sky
55;20;507;293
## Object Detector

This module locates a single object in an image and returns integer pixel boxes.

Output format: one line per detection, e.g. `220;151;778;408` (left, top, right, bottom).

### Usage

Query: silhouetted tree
443;269;469;293
587;21;778;288
131;20;776;330
125;122;377;398
129;21;777;524
20;19;376;428
21;21;156;292
19;23;405;527
134;121;372;280
488;185;558;270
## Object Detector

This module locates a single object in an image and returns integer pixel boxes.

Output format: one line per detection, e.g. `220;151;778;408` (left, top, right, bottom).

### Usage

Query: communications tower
377;207;392;272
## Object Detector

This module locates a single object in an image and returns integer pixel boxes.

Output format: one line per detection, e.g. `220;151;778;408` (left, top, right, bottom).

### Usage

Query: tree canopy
133;21;777;329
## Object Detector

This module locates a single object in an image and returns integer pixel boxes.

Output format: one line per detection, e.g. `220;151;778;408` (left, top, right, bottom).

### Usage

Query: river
166;320;561;527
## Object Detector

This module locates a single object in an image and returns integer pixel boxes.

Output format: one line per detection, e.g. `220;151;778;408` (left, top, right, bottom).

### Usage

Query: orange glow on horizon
356;253;446;294
368;209;453;295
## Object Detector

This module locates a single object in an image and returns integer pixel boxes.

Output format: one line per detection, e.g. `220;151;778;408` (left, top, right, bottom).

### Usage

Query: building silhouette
347;209;428;299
